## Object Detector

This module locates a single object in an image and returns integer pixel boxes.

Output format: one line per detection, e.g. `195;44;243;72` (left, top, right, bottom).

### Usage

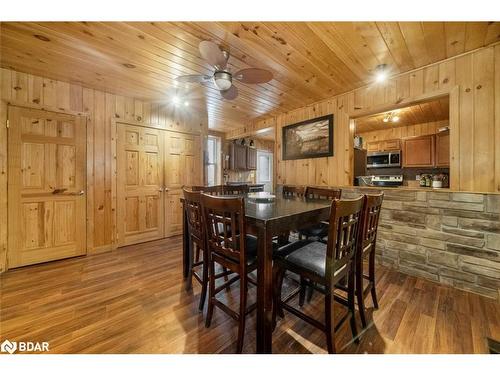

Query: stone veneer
337;187;500;301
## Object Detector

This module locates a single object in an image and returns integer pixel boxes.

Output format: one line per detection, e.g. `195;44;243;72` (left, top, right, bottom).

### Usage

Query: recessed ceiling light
374;64;388;83
172;96;180;105
184;101;189;107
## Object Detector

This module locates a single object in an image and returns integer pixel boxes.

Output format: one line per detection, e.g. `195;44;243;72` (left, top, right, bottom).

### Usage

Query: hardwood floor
1;237;498;354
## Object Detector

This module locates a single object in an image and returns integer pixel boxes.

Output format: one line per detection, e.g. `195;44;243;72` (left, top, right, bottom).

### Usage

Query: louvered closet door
164;131;202;237
117;124;164;246
7;106;87;268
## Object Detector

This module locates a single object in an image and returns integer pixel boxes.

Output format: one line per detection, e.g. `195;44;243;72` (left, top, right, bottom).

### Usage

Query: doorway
256;150;273;192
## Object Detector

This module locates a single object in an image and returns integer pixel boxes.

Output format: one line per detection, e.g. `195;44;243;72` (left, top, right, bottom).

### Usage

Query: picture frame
282;114;334;160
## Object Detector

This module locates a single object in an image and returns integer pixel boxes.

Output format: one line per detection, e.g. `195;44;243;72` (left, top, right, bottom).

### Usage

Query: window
206;135;221;186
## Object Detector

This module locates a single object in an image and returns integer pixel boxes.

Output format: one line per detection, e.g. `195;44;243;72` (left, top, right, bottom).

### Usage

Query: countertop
339;185;500;195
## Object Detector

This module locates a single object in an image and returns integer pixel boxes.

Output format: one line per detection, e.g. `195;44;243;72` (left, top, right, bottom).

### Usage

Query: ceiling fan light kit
213;71;232;91
175;41;273;100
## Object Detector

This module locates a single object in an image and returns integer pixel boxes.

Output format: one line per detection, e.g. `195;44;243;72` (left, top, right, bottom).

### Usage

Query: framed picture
282;114;334;160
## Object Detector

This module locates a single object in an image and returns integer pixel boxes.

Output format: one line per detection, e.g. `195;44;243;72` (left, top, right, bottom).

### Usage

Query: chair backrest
192;185;224;195
282;185;306;198
305;187;342;200
359;193;384;252
200;194;247;266
223;184;249;195
183;188;203;244
325;196;365;284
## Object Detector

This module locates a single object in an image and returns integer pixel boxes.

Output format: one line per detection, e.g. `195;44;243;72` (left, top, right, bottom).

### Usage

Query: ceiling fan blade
175;74;211;83
234;68;273;84
220;85;238;100
199;41;227;70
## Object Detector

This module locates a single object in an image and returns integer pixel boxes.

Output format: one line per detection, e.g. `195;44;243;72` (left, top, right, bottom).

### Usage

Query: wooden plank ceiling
355;97;450;133
1;22;498;132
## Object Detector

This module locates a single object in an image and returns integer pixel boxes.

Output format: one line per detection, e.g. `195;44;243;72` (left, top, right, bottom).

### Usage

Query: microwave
367;150;401;168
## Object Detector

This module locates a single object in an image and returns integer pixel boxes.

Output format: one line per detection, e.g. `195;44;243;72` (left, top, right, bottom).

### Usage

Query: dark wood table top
244;196;331;223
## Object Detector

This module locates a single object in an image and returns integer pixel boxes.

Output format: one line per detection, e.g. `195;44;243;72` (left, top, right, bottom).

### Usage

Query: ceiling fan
174;41;273;100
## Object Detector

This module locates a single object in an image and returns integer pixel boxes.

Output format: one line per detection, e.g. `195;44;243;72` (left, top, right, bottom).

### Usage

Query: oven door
367;152;390;168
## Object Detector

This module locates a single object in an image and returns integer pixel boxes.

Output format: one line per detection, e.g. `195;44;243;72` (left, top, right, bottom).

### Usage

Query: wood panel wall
235;44;500;193
357;120;449;145
0;68;208;271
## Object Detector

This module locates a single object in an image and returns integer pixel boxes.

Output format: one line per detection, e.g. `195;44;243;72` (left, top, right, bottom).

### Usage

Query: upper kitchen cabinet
229;143;247;170
246;147;257;170
435;131;450;167
366;139;401;152
403;134;435;168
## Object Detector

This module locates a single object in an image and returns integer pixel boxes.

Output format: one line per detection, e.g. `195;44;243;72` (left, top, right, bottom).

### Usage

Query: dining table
181;193;332;353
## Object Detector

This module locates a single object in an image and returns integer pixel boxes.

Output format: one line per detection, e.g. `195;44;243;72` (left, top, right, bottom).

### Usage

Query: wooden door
436;131;450;167
403;135;435;167
117;124;164;246
164;131;201;237
7;106;86;268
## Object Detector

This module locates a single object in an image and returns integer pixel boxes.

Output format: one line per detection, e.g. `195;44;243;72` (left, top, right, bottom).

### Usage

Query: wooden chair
200;193;257;353
299;187;342;239
355;193;384;328
282;185;306;198
183;188;231;311
223;184;249;195
297;187;342;304
272;196;365;353
192;185;224;195
183;188;210;310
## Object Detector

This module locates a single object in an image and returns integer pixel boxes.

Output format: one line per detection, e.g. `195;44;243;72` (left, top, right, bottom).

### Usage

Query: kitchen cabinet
435;131;450;167
246;147;257;170
229;143;247;170
383;139;401;151
366;139;400;152
402;134;435;168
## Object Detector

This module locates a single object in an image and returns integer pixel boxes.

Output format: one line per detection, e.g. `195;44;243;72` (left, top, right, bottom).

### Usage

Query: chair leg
325;292;336;354
299;276;307;307
205;256;216;328
356;257;367;328
186;238;193;291
348;266;359;343
223;267;231;291
198;249;208;311
272;265;286;329
369;250;379;309
306;283;314;303
236;274;247;353
195;243;201;263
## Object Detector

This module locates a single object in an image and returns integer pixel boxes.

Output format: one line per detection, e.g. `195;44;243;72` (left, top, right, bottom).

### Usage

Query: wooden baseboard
87;244;116;255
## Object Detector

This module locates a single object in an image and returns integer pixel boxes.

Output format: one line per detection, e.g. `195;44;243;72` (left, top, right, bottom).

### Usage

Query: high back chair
282;185;306;198
223;184;249;195
200;193;258;353
182;188;209;310
355;193;384;328
192;185;224;195
272;196;365;353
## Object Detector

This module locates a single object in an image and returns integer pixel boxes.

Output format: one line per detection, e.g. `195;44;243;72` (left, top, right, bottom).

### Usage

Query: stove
371;175;403;187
